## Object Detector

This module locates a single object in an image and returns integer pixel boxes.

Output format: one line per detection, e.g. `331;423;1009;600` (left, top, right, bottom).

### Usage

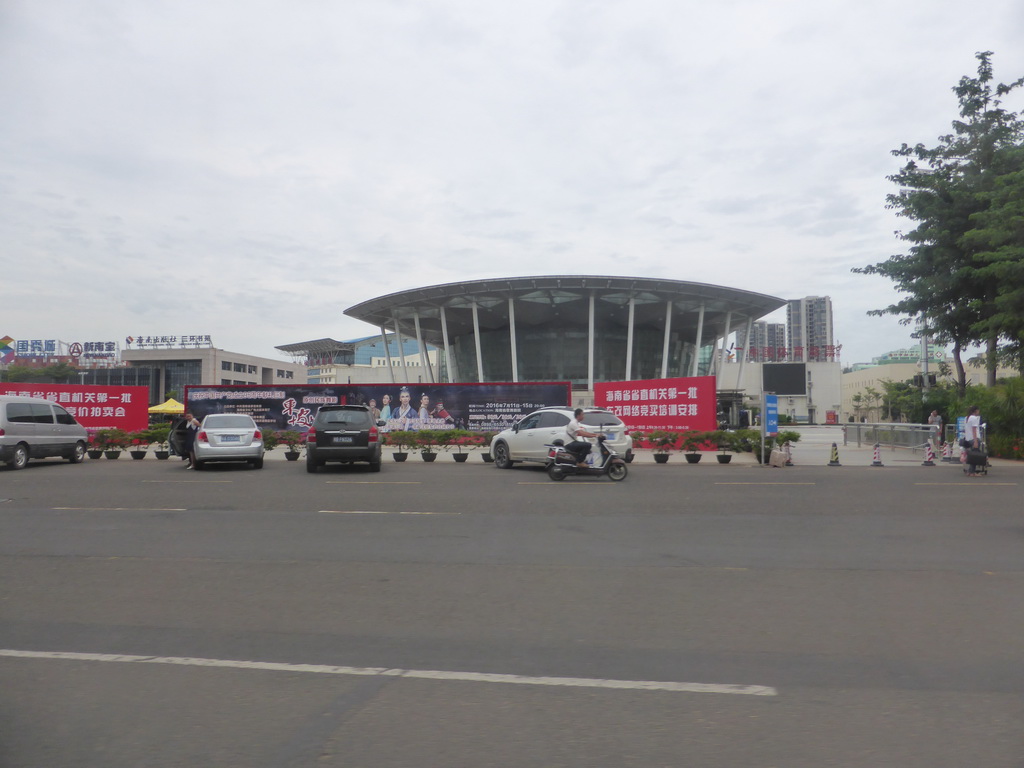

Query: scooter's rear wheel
607;462;627;481
547;464;566;481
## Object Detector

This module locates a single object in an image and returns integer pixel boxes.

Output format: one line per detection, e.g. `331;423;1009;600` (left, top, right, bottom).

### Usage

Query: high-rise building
736;321;787;362
787;296;835;362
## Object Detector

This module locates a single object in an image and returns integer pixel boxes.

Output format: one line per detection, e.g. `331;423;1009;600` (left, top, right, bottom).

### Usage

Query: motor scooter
545;434;628;481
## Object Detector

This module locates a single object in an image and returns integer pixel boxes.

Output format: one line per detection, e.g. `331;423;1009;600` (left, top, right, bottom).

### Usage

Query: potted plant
679;430;710;463
95;428;130;459
384;430;413;461
128;430;151;460
148;425;172;459
87;433;104;460
446;429;479;462
479;432;497;462
415;429;441;461
262;429;280;453
647;430;678;463
712;430;742;463
625;430;646;463
279;430;304;460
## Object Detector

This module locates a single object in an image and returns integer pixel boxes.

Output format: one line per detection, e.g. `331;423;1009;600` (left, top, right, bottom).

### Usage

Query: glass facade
452;327;704;386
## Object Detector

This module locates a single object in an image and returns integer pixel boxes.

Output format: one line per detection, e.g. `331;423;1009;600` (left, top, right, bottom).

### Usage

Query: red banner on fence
0;384;149;431
594;376;718;432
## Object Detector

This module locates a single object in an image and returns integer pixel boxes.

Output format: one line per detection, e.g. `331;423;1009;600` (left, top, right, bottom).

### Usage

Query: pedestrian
182;412;200;469
962;405;983;477
927;409;943;448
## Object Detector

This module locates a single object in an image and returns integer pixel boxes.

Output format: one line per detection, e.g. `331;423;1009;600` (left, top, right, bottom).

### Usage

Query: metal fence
842;422;941;453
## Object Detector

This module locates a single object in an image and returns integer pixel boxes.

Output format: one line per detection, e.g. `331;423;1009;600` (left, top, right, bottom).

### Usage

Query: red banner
0;384;149;431
594;376;718;432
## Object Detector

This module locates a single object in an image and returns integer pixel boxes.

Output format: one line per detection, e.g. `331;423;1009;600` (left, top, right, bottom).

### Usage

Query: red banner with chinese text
594;376;718;432
0;384;149;431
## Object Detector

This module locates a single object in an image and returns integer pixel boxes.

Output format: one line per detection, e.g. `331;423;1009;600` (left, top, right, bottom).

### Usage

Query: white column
440;305;457;383
379;325;396;384
624;296;635;381
588;292;596;391
716;311;732;386
471;301;484;382
737;317;752;390
690;304;705;377
660;301;673;378
508;297;519;382
392;311;410;382
413;312;434;383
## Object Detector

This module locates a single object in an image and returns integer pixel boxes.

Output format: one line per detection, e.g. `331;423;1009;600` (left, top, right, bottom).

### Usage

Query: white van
0;395;89;469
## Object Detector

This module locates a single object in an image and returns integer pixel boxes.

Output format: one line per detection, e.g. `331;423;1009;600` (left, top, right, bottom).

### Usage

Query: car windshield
581;412;623;427
204;415;254;429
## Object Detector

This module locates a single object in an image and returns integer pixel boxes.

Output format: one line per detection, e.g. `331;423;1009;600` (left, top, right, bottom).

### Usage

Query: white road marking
52;507;189;512
0;648;776;697
325;481;421;485
318;510;459;516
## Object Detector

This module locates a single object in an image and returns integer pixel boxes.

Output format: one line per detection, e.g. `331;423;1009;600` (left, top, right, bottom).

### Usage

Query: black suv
305;405;385;473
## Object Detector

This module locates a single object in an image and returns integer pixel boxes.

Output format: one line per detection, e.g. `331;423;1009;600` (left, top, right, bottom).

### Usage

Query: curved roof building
344;275;786;388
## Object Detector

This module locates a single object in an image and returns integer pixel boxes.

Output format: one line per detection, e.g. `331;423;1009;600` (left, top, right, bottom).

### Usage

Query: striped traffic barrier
828;442;841;467
922;442;936;466
941;441;952;462
870;443;884;467
783;441;794;466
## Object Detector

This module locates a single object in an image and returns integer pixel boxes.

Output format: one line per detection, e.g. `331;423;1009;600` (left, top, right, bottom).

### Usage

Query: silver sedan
193;414;265;469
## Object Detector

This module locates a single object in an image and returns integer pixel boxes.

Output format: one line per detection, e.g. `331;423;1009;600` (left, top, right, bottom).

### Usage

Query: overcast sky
3;0;1023;367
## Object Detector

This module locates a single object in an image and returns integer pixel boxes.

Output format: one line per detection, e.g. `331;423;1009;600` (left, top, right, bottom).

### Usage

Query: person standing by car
963;405;983;476
565;408;599;467
182;412;200;469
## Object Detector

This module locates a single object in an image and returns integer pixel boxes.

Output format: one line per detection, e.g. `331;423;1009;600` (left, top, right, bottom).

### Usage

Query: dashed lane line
0;649;777;697
318;510;459;516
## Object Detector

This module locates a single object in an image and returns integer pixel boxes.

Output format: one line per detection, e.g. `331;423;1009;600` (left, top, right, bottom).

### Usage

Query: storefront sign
126;335;212;348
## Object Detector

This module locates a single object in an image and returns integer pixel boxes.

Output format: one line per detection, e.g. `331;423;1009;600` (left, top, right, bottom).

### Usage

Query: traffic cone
871;443;884;467
922;442;936;466
828;442;841;467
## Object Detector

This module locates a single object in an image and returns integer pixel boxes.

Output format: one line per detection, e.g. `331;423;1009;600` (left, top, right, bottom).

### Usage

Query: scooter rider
566;408;599;467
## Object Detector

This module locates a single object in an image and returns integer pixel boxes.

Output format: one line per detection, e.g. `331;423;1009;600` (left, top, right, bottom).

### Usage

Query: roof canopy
345;275;786;344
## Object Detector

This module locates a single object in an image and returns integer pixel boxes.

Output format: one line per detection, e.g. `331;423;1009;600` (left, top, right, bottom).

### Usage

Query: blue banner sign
765;394;779;436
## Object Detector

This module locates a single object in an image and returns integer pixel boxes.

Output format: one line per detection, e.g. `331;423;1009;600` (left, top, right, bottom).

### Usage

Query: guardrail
842;422;940;453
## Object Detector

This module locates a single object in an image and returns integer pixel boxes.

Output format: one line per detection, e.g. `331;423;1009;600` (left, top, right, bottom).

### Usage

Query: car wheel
193;460;204;471
306;456;319;473
608;462;628;481
252;458;264;469
68;441;86;463
8;444;29;470
493;441;513;469
369;460;381;473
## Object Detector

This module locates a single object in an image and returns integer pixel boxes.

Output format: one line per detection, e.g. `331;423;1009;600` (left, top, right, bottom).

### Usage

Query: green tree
853;52;1024;395
1;365;36;382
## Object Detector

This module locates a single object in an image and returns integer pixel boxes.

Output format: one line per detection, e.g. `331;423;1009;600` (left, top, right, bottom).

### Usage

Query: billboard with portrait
184;382;572;433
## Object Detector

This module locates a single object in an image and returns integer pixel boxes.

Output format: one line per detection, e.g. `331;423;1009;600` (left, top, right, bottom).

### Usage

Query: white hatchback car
193;413;265;469
490;407;633;469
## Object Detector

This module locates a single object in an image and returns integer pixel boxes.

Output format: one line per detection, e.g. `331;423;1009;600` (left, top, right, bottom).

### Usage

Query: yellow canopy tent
148;398;184;414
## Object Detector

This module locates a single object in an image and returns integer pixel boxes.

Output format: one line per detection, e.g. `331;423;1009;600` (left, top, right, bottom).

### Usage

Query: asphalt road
2;449;1023;767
